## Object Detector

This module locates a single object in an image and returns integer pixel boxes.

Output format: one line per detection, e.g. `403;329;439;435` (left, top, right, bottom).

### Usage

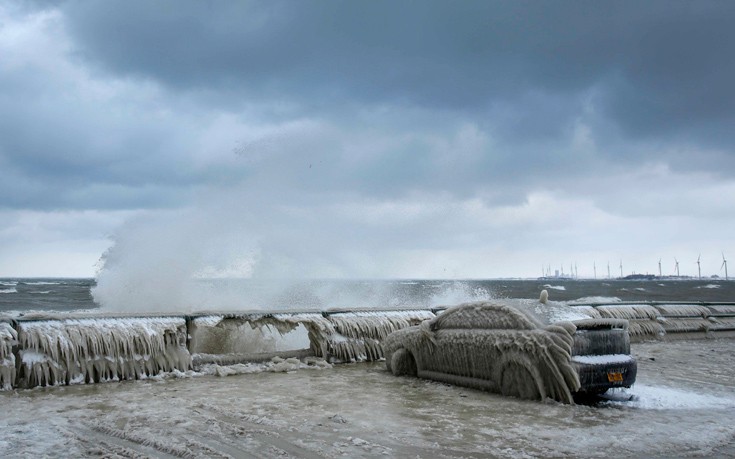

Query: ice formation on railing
658;317;713;333
325;310;436;362
709;305;735;315
708;316;735;330
270;312;337;358
571;305;602;318
597;304;660;320
188;314;302;355
567;303;735;338
627;320;665;337
1;322;17;390
189;310;437;363
16;317;191;388
655;304;711;318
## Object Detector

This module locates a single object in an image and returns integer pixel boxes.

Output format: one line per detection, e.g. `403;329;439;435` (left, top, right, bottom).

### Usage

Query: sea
1;277;733;315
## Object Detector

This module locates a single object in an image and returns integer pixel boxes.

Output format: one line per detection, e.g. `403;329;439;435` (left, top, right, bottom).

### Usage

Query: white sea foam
571;296;622;304
0;288;17;294
0;281;18;286
606;384;735;410
696;284;721;289
23;281;61;285
543;284;566;291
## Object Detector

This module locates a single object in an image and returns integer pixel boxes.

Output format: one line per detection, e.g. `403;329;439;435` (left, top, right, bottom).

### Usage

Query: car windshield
506;298;591;325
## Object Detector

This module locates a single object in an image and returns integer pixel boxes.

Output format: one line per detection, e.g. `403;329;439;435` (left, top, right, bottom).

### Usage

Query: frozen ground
1;338;734;458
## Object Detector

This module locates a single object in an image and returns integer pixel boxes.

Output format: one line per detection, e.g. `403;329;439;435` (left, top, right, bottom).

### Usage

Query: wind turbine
696;254;701;280
593;261;597;279
619;260;623;278
607;261;611;279
722;252;729;280
658;258;662;277
674;258;680;277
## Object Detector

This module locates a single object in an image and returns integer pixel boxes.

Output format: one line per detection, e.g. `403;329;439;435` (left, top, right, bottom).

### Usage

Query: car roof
432;299;590;329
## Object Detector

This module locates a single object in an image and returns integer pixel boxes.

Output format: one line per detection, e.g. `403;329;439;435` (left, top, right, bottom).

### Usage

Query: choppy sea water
1;277;734;314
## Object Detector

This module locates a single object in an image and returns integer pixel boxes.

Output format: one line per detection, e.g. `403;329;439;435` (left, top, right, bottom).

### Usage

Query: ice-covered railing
3;301;735;390
1;321;17;390
188;308;437;364
324;310;435;361
15;316;191;388
569;301;735;340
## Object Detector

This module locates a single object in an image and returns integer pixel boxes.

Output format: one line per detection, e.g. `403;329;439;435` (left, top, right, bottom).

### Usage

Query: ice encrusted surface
655;304;710;317
597;304;660;320
191;310;434;363
16;317;191;388
572;354;634;365
385;302;582;404
1;322;17;390
326;310;435;362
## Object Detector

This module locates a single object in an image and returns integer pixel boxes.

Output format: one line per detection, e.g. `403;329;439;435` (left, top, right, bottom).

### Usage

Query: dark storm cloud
58;0;735;147
4;0;735;214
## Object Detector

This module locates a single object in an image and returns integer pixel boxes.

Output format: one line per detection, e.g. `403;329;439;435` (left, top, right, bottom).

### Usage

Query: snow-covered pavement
1;338;734;458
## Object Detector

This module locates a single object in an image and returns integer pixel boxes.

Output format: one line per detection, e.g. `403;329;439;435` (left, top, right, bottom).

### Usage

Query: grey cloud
4;0;735;214
56;1;735;150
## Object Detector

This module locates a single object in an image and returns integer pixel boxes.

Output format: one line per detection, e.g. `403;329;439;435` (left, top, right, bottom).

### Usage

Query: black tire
499;362;541;400
390;348;417;376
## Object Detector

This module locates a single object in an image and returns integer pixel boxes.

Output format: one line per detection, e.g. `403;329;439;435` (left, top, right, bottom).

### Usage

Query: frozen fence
1;321;17;390
1;301;734;390
14;316;191;388
569;301;735;340
188;309;436;364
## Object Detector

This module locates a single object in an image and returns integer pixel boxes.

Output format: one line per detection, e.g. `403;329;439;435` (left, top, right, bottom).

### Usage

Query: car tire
499;361;542;400
390;348;417;376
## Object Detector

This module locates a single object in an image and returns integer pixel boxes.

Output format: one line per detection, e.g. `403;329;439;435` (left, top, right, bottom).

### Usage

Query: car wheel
499;362;542;400
390;348;417;376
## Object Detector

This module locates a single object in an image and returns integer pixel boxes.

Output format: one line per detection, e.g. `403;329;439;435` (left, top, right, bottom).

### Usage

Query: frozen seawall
1;301;735;391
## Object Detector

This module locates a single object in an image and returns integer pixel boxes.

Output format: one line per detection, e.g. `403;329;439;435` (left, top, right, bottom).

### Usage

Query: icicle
708;317;735;330
322;310;435;363
627;320;665;337
16;317;191;389
383;302;580;404
597;304;660;320
708;305;735;315
431;303;540;331
1;322;18;390
658;317;712;333
655;304;710;318
572;305;602;318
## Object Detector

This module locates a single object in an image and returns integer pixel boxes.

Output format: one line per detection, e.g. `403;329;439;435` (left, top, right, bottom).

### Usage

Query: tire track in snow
191;406;325;459
65;424;186;459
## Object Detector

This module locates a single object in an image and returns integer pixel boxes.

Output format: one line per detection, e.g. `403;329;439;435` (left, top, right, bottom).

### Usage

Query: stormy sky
2;0;734;279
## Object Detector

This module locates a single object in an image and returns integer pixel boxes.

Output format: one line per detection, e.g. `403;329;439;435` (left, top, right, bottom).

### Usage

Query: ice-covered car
383;300;637;404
